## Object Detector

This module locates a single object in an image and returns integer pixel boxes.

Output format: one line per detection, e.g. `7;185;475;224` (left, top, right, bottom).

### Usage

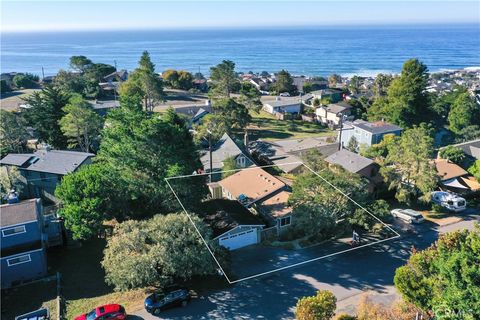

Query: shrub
431;203;446;214
335;314;357;320
295;290;337;320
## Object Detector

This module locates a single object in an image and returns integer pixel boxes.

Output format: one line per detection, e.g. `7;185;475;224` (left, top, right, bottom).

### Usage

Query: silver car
391;209;425;224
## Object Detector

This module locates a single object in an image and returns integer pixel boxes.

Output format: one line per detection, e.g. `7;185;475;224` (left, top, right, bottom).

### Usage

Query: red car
74;304;126;320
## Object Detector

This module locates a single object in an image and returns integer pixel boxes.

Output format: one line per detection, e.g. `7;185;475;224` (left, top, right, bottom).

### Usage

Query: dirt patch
421;211;463;226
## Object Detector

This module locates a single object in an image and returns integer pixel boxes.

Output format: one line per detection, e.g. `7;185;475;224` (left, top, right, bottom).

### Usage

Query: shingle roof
200;133;249;172
259;190;293;218
352;119;403;135
0;154;34;167
1;150;94;175
325;102;353;114
450;139;480;160
264;98;302;108
325;149;374;173
218;167;285;204
0;198;41;228
435;159;468;181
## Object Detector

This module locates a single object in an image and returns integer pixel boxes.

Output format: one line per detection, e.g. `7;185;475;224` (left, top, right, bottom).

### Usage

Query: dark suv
144;287;191;315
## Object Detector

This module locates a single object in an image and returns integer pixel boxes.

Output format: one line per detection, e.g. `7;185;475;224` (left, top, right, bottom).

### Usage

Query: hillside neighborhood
1;53;480;320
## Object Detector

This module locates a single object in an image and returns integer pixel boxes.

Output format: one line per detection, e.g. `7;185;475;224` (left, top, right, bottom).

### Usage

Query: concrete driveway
132;209;479;319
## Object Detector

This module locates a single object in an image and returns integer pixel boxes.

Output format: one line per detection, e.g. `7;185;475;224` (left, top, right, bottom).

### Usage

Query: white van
391;209;425;224
431;191;467;212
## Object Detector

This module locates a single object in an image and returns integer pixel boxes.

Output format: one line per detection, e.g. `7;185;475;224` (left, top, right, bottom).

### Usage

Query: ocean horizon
1;24;479;77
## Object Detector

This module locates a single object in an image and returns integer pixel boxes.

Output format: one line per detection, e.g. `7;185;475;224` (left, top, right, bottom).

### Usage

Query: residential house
315;101;354;127
263;97;302;115
340;119;403;150
91;100;120;116
175;104;212;127
209;167;294;249
325;149;383;193
103;70;128;83
192;78;208;92
202;199;265;251
0;149;94;203
309;88;344;103
446;139;480;161
249;136;339;174
293;76;328;93
1;199;47;288
200;133;253;181
434;159;480;194
249;77;274;92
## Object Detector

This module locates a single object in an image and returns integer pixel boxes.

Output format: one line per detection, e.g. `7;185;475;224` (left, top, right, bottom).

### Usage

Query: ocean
1;24;479;77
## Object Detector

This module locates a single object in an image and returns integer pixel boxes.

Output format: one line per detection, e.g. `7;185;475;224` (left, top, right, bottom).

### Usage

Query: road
132;209;479;319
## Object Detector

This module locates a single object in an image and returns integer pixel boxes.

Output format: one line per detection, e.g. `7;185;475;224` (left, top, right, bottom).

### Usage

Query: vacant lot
247;110;335;141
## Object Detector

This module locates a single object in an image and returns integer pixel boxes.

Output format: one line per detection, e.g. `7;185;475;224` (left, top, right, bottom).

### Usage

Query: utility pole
207;129;213;183
114;60;118;71
338;112;343;151
41;67;45;81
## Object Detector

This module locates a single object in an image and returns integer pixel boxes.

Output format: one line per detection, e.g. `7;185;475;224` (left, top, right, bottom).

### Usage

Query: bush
335;314;357;320
431;203;447;214
1;80;11;93
12;73;38;89
295;290;337;320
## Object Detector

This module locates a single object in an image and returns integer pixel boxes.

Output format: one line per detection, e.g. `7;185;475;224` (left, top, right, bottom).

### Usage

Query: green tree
238;81;262;113
429;86;467;126
468;160;480;181
0;110;29;156
373;73;393;97
119;51;164;111
1;80;12;93
438;146;465;164
162;69;179;88
209;60;238;98
302;82;313;93
328;74;342;88
53;70;87;95
368;59;429;126
55;163;117;240
24;86;69;148
84;63;116;82
349;76;361;94
346;136;359;152
212;98;251;131
59;94;104;152
271;69;296;95
12;73;37;89
381;125;437;204
295;290;337;320
0;166;23;200
69;55;93;73
177;70;194;90
360;134;398;160
221;156;237;179
394;226;480;318
101;213;226;291
194;114;229;145
448;92;480;134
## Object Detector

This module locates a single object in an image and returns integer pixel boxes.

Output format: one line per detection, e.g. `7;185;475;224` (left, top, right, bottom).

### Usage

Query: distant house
192;79;208;92
340;119;403;149
103;70;128;83
0;149;94;203
174;104;212;126
434;159;480;194
91;100;120;116
445;139;480;160
200;133;253;180
249;136;339;174
293;76;328;93
249;77;274;92
1;199;47;288
263;97;302;115
315;101;354;126
325;149;382;193
309;88;344;103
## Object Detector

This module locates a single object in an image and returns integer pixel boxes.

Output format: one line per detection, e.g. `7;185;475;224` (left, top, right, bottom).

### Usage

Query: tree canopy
271;70;296;95
0;110;29;157
101;213;225;291
448;92;480;134
295;290;337;320
209;60;238;99
24;86;69;148
438;146;465;164
394;226;480;319
381;125;437;204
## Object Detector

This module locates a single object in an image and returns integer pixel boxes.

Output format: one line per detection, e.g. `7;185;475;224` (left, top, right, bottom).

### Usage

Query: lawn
0;89;40;111
246;110;336;141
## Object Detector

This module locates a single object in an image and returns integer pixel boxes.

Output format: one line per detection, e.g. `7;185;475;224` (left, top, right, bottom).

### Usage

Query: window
280;216;291;227
2;225;26;237
7;254;31;266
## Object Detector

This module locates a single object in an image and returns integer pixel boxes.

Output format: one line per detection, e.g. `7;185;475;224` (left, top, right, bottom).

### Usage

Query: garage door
219;229;258;250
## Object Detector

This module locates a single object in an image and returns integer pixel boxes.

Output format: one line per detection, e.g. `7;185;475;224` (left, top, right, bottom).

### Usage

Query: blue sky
2;1;479;32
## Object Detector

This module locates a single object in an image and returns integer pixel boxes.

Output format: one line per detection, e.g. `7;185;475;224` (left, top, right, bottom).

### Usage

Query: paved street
132;209;479;319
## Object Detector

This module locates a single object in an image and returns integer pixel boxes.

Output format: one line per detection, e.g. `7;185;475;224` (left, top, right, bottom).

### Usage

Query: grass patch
246;110;335;141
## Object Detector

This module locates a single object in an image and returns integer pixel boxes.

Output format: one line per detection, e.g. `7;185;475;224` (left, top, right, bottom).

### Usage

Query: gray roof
0;154;34;167
450;139;480;159
1;150;94;175
264;98;302;108
352;119;403;135
311;88;343;96
200;133;249;172
92;100;120;110
0;198;41;228
325;102;353;114
192;108;209;122
325;149;374;173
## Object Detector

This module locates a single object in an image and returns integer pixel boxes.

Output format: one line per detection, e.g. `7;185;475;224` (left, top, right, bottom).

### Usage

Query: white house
263;97;302;115
315;101;354;126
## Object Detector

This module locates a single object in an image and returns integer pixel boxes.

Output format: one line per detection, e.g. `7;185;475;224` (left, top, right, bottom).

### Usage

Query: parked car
74;304;126;320
279;92;290;97
391;209;425;224
144;287;191;315
431;191;467;212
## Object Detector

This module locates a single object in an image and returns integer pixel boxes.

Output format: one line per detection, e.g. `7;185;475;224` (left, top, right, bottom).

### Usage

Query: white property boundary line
165;161;401;284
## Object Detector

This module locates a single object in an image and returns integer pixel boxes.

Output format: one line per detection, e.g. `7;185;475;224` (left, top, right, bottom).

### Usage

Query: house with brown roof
434;159;480;193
